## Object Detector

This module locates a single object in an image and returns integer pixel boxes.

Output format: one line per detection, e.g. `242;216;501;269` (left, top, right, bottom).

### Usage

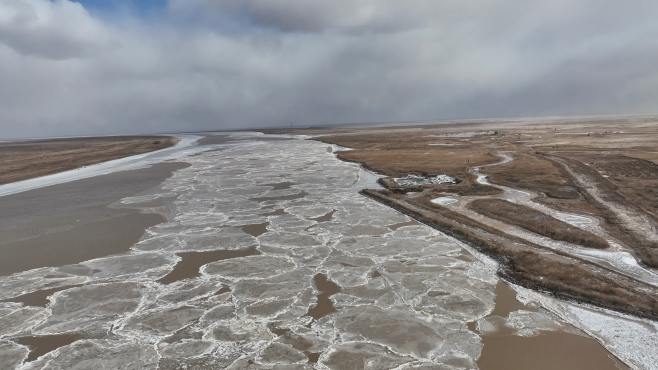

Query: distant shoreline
0;135;177;185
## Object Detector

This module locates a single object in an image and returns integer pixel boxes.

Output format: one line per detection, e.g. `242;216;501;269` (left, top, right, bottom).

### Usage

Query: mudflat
0;136;176;184
0;162;187;276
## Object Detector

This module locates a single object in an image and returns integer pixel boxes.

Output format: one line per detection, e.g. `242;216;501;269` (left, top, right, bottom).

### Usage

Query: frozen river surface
0;135;654;369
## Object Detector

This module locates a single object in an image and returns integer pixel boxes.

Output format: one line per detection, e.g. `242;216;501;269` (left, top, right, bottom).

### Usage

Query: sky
1;1;658;138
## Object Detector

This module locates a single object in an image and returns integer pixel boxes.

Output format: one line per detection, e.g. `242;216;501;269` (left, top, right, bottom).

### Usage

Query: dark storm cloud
0;0;657;138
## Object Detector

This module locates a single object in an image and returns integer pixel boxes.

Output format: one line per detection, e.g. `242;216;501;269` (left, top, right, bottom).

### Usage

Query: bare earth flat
0;136;177;184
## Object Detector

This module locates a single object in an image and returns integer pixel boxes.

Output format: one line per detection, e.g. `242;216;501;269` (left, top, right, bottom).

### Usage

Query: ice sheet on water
258;342;307;365
122;305;206;337
0;305;49;337
207;320;271;344
156;279;220;305
199;303;235;325
36;282;144;334
0;268;88;301
203;255;296;279
80;252;176;279
258;231;323;248
506;310;580;337
22;339;159;370
158;339;216;359
0;341;28;370
322;342;414;369
232;268;314;302
335;305;444;358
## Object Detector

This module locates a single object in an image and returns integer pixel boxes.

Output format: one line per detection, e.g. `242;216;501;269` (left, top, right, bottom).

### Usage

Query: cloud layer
1;0;657;137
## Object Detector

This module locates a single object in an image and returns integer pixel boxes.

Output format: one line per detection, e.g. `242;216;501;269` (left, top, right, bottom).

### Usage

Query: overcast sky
1;0;657;138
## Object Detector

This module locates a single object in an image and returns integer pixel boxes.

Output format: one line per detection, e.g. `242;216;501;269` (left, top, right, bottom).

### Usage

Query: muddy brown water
14;333;82;362
306;273;341;320
489;281;527;318
0;162;187;277
158;246;260;284
7;284;84;307
262;181;296;190
241;222;269;237
479;332;627;370
476;281;627;370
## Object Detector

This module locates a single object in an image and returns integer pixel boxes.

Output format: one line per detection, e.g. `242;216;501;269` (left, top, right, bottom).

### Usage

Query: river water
0;133;652;369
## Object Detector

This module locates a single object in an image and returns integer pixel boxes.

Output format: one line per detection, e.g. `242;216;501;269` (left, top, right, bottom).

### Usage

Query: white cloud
0;0;657;137
0;0;108;59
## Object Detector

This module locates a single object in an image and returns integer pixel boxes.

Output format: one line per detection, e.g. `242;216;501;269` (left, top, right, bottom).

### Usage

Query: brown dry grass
336;147;497;177
469;199;608;249
487;153;580;199
0;136;176;184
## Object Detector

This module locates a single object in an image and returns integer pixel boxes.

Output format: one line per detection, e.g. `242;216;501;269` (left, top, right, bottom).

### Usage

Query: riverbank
0;136;177;185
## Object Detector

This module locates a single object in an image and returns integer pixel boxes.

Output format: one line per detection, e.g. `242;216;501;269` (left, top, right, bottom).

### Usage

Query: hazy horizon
4;112;658;141
2;0;658;138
